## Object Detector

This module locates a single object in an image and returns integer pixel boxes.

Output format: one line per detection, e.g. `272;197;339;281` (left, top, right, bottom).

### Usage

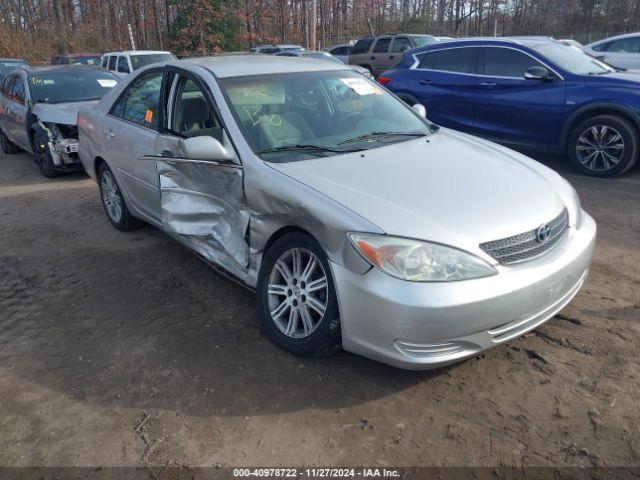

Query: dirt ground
0;148;638;470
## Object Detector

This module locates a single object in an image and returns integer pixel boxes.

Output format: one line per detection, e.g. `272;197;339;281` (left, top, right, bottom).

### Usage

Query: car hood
584;70;640;86
267;129;573;259
32;100;99;125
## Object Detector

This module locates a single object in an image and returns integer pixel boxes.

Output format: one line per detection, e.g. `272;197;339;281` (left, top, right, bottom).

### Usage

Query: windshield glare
69;56;101;65
531;43;614;75
220;71;431;161
412;35;438;47
30;71;118;103
130;54;174;70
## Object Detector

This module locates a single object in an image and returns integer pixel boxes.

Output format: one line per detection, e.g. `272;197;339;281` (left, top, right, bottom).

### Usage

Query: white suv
101;50;176;77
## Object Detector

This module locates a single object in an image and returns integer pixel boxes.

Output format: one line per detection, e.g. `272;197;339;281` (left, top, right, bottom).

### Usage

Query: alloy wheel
100;170;123;223
576;125;625;172
267;247;329;339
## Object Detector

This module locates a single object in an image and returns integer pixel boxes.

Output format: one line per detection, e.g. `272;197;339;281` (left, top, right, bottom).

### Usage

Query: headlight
348;233;497;282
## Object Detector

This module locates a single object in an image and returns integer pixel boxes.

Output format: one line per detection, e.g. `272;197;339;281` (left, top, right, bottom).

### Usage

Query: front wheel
33;130;58;178
568;115;638;177
257;233;341;357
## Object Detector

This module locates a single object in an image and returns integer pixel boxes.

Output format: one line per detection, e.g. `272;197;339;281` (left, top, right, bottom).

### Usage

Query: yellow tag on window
145;109;154;123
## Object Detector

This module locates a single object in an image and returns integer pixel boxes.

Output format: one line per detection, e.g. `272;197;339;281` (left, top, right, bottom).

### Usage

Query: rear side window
605;36;640;53
352;38;374;55
391;37;412;53
11;77;26;105
108;55;117;71
330;46;350;56
111;71;164;130
101;56;108;68
481;47;542;77
2;75;15;97
418;47;478;74
373;38;391;53
117;56;130;73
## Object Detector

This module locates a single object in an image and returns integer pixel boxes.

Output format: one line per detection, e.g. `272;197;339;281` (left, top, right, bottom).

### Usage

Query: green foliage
169;0;243;55
403;15;430;34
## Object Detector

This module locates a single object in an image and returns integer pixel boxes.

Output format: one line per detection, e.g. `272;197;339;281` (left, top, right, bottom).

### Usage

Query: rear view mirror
524;66;552;81
412;103;427;119
180;136;235;163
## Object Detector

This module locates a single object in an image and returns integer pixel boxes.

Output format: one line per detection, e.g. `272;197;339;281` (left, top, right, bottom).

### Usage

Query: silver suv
349;34;437;76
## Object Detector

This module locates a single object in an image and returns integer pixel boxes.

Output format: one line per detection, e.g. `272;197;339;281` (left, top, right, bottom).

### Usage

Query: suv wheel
257;233;341;357
568;115;638;177
98;162;141;231
0;127;20;154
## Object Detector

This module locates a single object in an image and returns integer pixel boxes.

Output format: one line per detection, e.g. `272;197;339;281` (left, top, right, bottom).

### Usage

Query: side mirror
412;103;427;119
524;66;552;81
180;136;234;163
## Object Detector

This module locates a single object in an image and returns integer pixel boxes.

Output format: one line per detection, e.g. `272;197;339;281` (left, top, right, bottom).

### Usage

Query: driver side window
111;71;164;130
171;76;222;142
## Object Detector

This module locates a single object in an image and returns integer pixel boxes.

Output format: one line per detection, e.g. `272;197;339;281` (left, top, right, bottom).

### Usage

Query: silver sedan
78;55;596;369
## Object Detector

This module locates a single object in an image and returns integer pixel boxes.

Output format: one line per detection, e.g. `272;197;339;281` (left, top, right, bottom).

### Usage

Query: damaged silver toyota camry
0;66;118;177
78;55;596;369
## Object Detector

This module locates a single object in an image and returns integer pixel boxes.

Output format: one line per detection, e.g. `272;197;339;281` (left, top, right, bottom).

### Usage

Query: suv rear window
352;38;374;55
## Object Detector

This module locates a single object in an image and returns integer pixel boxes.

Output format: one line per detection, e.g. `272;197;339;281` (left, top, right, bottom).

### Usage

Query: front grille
480;209;569;264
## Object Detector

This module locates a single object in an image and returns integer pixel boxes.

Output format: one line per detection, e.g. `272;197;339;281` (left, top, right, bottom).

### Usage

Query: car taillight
377;76;392;85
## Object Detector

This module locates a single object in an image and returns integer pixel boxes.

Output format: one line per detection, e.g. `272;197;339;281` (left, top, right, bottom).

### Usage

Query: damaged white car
0;66;118;177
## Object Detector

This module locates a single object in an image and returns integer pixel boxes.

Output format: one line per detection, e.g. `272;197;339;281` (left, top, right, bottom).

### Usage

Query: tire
97;162;141;231
568;115;638;177
257;232;341;357
33;130;59;178
0;127;20;154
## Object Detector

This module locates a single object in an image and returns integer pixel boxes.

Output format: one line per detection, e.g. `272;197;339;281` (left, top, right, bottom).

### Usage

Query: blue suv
380;37;640;177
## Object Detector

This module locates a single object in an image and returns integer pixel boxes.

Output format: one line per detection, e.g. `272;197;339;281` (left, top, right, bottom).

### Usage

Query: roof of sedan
182;54;350;78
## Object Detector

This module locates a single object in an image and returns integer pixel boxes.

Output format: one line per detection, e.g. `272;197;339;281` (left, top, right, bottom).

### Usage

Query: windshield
302;52;343;64
531;43;615;75
68;56;101;65
130;53;174;70
220;70;432;162
0;61;28;75
30;70;118;103
412;35;438;48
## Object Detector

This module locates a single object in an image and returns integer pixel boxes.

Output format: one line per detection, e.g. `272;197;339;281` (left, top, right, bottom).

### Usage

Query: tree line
0;0;639;62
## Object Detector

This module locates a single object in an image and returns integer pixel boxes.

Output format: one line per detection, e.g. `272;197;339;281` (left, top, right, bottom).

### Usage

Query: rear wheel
0;127;20;154
568;115;638;177
257;233;341;357
97;162;141;231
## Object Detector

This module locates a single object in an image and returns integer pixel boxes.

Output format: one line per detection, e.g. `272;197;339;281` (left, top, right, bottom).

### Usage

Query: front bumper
331;210;597;370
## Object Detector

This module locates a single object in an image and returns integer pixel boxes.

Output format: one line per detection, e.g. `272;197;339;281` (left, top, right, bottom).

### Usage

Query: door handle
419;79;432;85
104;129;115;139
370;56;376;60
479;82;497;88
389;55;395;59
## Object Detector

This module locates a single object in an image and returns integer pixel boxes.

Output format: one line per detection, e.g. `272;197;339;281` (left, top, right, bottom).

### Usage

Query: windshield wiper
338;131;427;146
258;144;363;155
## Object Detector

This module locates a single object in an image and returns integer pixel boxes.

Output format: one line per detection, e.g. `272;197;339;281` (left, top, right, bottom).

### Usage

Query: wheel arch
563;103;640;150
94;156;106;179
261;225;317;259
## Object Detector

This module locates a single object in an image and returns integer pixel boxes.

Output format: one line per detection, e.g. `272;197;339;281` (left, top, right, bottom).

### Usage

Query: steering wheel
336;111;365;131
